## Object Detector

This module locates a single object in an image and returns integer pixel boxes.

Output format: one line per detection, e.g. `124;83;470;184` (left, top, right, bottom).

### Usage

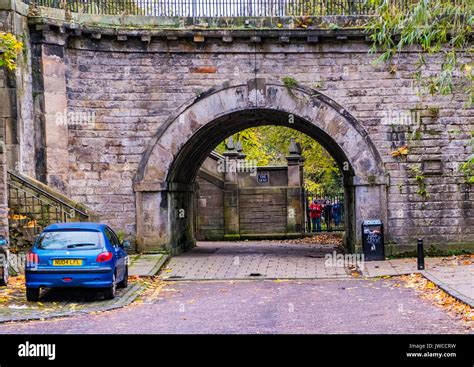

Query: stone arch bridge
0;0;472;255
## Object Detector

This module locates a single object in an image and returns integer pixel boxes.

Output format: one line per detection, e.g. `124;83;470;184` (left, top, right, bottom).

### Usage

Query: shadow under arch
133;79;388;255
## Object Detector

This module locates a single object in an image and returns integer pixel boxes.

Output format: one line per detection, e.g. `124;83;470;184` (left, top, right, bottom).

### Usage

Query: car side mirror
121;240;131;249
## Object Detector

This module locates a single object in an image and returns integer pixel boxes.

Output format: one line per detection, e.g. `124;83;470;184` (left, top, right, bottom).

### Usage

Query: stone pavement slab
360;257;473;307
129;253;168;277
161;241;351;280
360;257;446;277
422;265;474;307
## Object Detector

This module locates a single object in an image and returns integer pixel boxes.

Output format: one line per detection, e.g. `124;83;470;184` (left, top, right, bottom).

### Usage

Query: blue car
25;223;130;301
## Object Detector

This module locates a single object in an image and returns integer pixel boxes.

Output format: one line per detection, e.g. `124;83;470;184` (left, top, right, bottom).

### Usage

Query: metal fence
24;0;413;16
305;191;345;232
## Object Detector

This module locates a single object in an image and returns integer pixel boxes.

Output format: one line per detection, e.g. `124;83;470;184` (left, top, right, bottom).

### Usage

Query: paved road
0;278;469;334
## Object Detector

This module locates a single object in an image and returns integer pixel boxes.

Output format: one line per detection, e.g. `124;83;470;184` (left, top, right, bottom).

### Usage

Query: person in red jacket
309;198;322;232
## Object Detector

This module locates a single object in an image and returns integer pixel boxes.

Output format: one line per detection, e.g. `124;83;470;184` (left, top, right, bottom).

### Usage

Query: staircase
7;171;96;248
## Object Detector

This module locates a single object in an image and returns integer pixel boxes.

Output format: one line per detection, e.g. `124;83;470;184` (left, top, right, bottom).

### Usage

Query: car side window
105;228;120;247
104;229;113;245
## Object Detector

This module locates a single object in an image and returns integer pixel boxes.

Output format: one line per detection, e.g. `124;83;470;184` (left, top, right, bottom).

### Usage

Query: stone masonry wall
195;156;299;239
238;168;290;235
50;37;473;252
0;68;9;238
0;1;35;175
0;1;38;239
239;188;288;235
195;175;225;240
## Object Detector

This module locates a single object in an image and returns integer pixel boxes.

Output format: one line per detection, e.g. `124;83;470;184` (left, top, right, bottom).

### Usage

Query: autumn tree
216;126;343;196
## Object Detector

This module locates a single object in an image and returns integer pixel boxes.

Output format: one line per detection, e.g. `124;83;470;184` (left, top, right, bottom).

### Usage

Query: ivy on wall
409;166;430;199
460;155;474;184
365;0;473;105
0;32;23;71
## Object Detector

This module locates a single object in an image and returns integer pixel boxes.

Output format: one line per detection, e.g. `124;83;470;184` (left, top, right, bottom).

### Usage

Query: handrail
8;181;73;211
7;171;89;218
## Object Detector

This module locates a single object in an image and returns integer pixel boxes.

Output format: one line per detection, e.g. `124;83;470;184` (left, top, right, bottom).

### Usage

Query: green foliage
428;106;440;118
282;77;299;99
368;174;377;185
0;32;23;71
66;0;141;14
409;165;430;199
460;154;474;184
216;126;343;195
365;0;474;104
116;230;126;243
282;76;299;89
410;128;422;140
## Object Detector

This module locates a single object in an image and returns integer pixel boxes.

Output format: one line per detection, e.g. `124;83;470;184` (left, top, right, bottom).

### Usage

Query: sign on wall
257;174;269;183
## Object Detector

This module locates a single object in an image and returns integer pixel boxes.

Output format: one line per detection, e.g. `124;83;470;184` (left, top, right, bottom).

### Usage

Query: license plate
53;259;83;266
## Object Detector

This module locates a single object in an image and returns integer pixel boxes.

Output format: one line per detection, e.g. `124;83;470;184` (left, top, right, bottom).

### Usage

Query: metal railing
305;190;345;232
7;171;90;246
24;0;413;17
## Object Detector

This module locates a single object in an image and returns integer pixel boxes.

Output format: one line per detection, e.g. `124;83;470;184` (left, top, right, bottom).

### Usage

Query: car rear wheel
0;265;8;286
103;274;116;300
26;287;40;302
117;266;128;289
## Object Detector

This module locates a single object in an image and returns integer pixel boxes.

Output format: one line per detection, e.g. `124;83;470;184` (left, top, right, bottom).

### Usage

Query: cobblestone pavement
0;279;145;323
0;252;163;323
0;278;469;334
161;241;351;280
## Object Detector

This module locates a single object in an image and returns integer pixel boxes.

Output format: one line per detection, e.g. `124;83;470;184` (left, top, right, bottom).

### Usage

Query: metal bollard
417;238;425;270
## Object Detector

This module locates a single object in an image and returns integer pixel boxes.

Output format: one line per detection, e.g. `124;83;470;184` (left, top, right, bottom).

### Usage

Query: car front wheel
103;273;116;300
26;287;40;302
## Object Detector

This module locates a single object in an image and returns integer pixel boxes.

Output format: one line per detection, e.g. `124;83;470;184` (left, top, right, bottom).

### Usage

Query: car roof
43;222;107;232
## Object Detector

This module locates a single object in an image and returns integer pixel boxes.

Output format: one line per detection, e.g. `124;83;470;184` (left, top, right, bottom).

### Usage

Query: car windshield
37;230;103;250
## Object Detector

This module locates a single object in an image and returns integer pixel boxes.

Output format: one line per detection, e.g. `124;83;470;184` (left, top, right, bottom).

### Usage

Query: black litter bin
361;220;384;261
0;236;8;286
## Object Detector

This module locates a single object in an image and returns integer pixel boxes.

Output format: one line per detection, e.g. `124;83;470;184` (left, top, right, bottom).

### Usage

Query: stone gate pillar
135;182;196;254
286;139;304;236
223;137;240;240
350;176;389;253
0;137;8;239
0;67;11;239
31;29;69;192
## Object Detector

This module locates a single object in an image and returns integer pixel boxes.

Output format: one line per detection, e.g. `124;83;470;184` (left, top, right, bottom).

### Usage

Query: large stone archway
134;79;388;254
